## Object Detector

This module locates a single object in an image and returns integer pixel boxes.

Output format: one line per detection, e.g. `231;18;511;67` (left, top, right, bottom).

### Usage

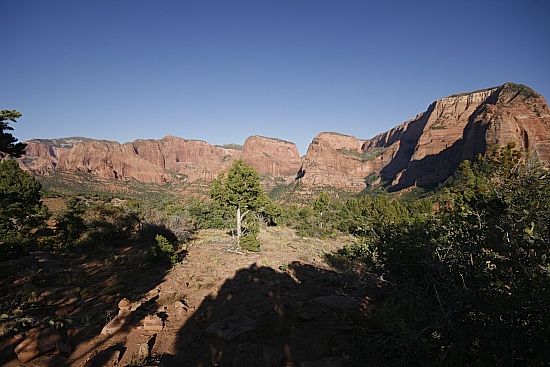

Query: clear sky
1;0;549;155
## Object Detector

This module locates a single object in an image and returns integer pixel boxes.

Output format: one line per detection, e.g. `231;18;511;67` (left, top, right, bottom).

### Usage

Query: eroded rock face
299;83;550;191
19;135;300;185
15;83;550;192
20;141;70;174
298;132;372;189
242;136;301;180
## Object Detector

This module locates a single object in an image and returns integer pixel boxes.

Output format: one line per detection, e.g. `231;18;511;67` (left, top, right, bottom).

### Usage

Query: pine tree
0;110;26;158
210;159;265;251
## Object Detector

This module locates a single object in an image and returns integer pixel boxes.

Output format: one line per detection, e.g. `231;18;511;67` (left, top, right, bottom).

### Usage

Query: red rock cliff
242;136;301;180
299;83;550;190
19;135;301;185
17;83;550;193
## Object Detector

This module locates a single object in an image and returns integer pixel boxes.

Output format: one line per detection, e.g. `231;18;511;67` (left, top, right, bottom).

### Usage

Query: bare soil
1;227;376;367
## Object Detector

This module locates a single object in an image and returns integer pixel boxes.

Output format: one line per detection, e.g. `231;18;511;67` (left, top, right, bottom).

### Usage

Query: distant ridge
15;83;550;194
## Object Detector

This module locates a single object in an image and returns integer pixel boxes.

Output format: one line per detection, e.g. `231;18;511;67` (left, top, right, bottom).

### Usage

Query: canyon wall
15;83;550;192
299;83;550;190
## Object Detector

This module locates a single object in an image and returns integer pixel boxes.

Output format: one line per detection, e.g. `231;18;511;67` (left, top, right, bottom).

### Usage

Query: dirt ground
1;227;376;367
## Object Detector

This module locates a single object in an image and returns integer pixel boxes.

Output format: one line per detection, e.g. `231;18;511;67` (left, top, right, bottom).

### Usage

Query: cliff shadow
378;103;434;186
383;102;492;192
167;261;374;367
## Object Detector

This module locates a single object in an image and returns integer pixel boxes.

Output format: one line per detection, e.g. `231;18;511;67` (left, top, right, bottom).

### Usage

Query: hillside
0;227;367;367
14;82;550;195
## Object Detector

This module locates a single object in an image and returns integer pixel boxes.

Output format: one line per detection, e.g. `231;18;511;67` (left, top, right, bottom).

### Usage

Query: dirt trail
1;227;373;367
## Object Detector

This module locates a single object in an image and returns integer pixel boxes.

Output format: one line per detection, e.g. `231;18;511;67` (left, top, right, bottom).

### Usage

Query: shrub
150;234;177;265
335;144;550;366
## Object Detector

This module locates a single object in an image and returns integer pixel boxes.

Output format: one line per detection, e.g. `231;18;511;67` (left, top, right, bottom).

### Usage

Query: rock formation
299;83;550;191
241;136;301;179
14;83;550;193
17;135;299;185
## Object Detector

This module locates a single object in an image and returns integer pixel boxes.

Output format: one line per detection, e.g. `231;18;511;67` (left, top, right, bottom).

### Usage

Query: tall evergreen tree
0;110;26;158
210;159;265;251
0;160;48;260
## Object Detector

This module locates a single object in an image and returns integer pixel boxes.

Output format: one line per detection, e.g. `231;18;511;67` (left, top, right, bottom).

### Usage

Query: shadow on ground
0;223;182;366
167;261;375;367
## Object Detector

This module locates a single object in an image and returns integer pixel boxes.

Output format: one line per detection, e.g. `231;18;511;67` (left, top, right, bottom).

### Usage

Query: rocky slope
299;83;550;191
15;83;550;192
19;135;300;186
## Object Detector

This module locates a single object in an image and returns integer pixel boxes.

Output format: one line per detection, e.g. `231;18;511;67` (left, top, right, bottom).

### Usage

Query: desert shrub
150;234;177;265
240;215;261;252
182;198;233;230
337;144;550;366
139;203;195;245
240;232;260;252
0;160;49;260
55;197;86;245
55;197;142;248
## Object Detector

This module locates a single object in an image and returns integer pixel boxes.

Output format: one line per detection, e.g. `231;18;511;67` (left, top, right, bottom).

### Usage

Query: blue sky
1;0;549;155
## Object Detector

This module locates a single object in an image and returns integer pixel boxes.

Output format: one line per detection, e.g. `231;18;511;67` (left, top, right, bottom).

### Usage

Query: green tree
209;159;265;251
55;197;86;245
150;234;177;265
1;110;26;158
0;160;48;260
341;144;550;365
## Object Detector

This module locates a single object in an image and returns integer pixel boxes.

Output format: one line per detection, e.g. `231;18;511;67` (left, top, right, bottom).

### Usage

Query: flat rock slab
142;314;163;331
314;295;357;310
14;328;63;363
300;356;343;367
83;346;121;367
205;314;257;342
30;354;68;367
232;343;283;367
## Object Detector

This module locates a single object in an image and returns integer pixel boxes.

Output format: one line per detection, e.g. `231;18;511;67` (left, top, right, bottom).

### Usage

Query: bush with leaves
181;198;233;230
55;197;86;245
0;160;49;260
338;144;549;366
150;234;177;265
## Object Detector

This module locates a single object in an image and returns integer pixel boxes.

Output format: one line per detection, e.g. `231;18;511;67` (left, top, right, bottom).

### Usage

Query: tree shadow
0;222;185;366
168;261;374;367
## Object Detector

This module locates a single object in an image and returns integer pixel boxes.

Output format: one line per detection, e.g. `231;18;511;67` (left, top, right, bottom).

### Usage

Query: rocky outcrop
18;135;300;185
16;83;550;192
242;136;301;179
297;133;372;189
298;83;550;191
20;141;70;174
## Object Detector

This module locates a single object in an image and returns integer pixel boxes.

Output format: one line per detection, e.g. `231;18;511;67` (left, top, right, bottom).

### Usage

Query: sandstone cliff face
130;136;241;182
298;83;550;191
19;135;301;185
298;132;370;189
17;83;550;193
20;142;67;174
241;136;301;180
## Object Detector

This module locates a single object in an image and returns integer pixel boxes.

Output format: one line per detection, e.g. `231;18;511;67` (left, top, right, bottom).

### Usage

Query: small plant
150;234;177;265
240;232;261;252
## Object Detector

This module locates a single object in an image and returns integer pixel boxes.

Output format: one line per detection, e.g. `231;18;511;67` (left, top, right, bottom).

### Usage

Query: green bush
336;144;550;366
150;234;177;265
0;160;49;260
240;215;261;252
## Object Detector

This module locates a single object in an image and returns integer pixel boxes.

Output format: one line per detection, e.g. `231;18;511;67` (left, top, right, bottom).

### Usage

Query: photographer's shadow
170;261;370;367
